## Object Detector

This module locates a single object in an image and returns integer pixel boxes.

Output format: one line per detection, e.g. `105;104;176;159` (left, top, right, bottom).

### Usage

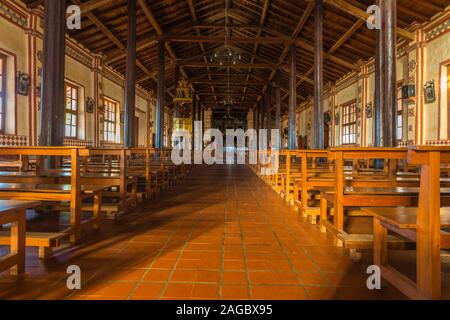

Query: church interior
0;0;450;301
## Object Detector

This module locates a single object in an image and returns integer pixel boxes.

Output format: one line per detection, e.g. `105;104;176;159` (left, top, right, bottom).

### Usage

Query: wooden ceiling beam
242;0;270;106
257;0;315;104
179;62;277;69
138;0;194;98
71;0;158;89
324;0;415;41
187;0;217;101
282;19;364;101
76;0;116;15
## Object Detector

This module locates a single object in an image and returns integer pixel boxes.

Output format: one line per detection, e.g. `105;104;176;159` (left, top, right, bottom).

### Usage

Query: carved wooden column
155;40;165;149
314;0;324;150
374;0;385;147
39;0;66;146
124;0;137;147
275;69;281;147
288;44;297;150
383;0;398;147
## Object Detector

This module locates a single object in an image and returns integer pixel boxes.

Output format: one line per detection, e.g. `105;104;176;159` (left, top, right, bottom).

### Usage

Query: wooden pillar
255;102;260;146
374;0;384;147
39;0;66;146
155;40;165;149
288;44;297;150
201;103;205;140
266;86;272;145
275;69;281;146
174;65;180;118
383;0;398;147
314;0;324;150
192;94;196;150
124;0;137;148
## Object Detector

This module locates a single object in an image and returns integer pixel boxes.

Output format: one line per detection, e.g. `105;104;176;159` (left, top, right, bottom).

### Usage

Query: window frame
341;100;357;146
103;97;118;143
0;54;7;134
64;82;79;138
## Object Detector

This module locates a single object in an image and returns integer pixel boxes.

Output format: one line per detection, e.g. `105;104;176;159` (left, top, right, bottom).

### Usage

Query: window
0;54;6;134
103;97;117;143
65;83;79;138
341;100;357;145
397;85;404;141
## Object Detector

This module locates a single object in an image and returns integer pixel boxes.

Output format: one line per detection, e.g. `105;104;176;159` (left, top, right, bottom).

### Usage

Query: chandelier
210;48;242;66
209;0;243;66
222;96;236;106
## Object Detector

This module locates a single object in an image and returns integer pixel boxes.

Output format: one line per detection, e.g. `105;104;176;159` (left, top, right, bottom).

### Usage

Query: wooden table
0;200;40;275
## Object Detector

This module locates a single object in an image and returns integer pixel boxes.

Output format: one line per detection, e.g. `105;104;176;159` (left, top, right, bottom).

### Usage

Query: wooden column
266;86;272;145
155;40;165;149
192;94;196;150
383;0;398;147
124;0;137;148
314;0;324;150
374;0;384;147
174;65;180;118
275;69;281;146
374;0;386;147
288;44;297;150
255;102;260;146
201;103;205;141
39;0;66;146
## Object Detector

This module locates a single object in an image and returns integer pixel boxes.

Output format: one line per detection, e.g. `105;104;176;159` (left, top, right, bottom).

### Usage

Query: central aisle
0;165;404;300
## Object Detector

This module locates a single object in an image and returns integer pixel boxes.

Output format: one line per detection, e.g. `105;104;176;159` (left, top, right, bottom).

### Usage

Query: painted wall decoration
424;80;436;104
86;97;94;113
365;102;373;118
16;71;30;96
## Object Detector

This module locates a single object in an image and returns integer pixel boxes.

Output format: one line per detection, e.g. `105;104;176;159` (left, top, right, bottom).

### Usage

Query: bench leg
93;192;102;231
70;194;82;244
10;210;26;275
39;247;53;259
320;197;328;233
301;186;308;218
373;218;388;266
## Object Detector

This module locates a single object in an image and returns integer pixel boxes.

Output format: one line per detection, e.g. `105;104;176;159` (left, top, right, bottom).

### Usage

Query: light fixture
209;0;243;66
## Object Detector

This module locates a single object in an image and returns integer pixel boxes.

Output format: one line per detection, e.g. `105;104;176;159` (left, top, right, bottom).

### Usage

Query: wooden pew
364;146;450;300
82;148;139;218
320;148;415;253
0;200;40;275
0;147;102;244
319;147;450;258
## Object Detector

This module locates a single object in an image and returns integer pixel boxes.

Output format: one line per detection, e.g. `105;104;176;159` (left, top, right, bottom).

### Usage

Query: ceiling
23;0;450;115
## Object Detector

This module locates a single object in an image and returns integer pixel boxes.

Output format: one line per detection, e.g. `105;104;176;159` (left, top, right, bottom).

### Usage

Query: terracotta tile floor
1;164;446;300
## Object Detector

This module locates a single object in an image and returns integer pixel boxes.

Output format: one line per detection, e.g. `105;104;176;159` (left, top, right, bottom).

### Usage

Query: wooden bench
0;147;96;244
363;146;450;300
0;200;40;275
0;230;66;259
0;183;103;245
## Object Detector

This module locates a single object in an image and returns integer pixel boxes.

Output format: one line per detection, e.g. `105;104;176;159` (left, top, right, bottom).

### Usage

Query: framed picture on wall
17;72;30;96
86;97;94;113
424;80;436;104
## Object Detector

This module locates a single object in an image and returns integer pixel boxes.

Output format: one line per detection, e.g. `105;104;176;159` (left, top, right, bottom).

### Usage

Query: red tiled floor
222;285;250;300
130;283;165;300
0;165;413;300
